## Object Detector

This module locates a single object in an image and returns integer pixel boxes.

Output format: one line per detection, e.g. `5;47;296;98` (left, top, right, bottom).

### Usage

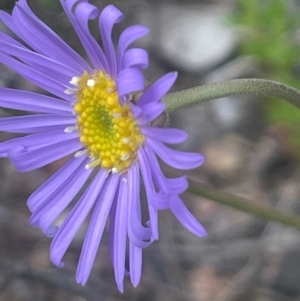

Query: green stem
188;180;300;231
164;78;300;112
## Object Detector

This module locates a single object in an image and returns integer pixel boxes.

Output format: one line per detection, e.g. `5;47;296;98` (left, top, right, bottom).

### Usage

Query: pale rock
141;3;237;72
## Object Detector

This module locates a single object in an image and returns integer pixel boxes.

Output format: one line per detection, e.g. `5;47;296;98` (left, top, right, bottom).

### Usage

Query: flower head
0;0;206;292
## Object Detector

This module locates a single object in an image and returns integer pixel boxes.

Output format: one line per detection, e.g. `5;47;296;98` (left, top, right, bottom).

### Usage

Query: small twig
187;179;300;232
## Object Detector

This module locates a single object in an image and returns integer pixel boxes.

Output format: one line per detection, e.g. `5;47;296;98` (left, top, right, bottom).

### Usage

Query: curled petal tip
45;226;58;238
50;253;65;268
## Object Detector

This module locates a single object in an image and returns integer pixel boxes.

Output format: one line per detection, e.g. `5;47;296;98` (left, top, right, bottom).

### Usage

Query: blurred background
1;0;300;300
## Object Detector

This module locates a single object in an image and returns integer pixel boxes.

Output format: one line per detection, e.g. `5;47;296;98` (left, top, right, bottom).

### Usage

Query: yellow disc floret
72;71;145;173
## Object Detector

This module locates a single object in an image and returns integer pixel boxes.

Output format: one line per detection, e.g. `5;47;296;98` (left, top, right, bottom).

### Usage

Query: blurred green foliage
232;0;299;71
232;0;300;152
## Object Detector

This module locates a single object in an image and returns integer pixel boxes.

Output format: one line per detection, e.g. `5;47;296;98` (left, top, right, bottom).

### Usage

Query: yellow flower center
72;71;145;173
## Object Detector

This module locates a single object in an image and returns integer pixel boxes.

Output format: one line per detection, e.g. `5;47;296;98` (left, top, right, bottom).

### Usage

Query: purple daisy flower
0;0;206;292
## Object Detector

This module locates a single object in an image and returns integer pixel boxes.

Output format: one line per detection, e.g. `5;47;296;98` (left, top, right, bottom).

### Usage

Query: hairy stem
164;78;300;112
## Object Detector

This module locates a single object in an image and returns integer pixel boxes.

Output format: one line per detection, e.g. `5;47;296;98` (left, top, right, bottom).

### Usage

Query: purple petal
0;88;71;114
123;48;148;69
50;169;108;268
0;114;76;133
76;174;119;285
143;145;189;194
138;72;177;106
0;52;72;101
0;38;78;80
0;32;26;49
9;137;81;172
137;148;159;240
27;156;86;212
130;103;143;119
113;175;129;293
31;160;92;233
30;159;92;233
129;243;142;287
147;192;170;210
142;127;188;144
140;102;165;124
99;5;123;78
38;165;92;235
109;196;117;267
0;130;77;158
61;0;108;71
169;195;207;237
127;164;152;247
147;138;205;170
0;11;20;36
138;147;169;210
117;68;144;97
117;25;149;70
164;177;189;194
11;0;89;72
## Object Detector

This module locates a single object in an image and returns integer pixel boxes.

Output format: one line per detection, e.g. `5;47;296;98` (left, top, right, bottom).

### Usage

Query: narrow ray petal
60;0;108;71
99;5;123;78
30;159;91;233
137;148;159;240
76;174;119;285
147;138;205;170
0;130;77;158
12;0;89;72
0;52;72;101
9;137;81;172
144;146;189;194
129;243;142;287
0;11;20;36
109;197;117;267
0;88;71;114
142;127;188;144
0;39;78;79
138;72;178;106
38;165;93;236
113;175;129;293
169;195;207;237
141;102;165;123
117;68;144;97
27;156;86;212
0;114;76;133
127;164;152;247
117;25;149;70
50;169;108;267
